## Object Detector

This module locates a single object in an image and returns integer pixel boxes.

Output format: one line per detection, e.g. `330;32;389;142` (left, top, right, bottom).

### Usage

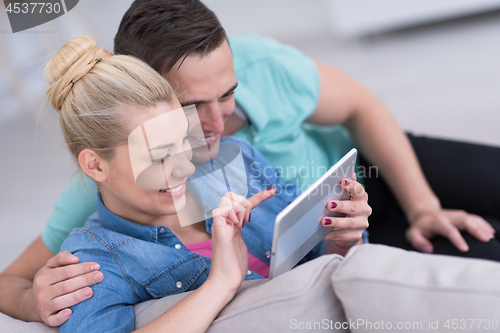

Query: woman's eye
152;154;170;163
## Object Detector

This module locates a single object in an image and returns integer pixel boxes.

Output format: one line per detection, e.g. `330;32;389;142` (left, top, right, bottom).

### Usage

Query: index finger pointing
247;186;276;208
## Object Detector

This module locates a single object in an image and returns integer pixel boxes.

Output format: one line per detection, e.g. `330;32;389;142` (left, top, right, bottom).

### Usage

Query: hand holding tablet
320;174;371;250
269;149;371;278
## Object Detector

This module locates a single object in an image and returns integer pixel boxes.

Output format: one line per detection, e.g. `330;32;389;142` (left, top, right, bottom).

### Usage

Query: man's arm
308;60;495;253
0;236;102;326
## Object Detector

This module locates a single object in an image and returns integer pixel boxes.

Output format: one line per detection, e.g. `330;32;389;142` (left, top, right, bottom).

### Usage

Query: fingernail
249;213;251;221
66;254;77;261
343;180;350;186
482;233;493;241
91;264;100;271
266;186;276;191
82;288;92;297
330;202;337;209
324;218;333;226
242;221;245;228
94;272;103;282
422;245;432;253
460;244;469;252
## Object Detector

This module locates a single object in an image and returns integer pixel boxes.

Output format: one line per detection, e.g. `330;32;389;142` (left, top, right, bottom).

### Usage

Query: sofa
2;244;500;332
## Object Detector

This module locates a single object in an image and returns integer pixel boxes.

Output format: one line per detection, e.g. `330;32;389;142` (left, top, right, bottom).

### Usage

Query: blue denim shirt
59;137;326;333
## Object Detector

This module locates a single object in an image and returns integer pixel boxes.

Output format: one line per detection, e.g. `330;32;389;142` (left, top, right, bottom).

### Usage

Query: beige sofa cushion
0;254;345;332
332;244;500;333
136;254;347;332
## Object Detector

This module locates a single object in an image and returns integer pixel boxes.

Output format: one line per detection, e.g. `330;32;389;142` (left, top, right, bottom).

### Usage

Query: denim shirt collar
96;192;185;242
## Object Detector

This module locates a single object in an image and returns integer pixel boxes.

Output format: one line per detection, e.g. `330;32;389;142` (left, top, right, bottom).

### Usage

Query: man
1;0;499;326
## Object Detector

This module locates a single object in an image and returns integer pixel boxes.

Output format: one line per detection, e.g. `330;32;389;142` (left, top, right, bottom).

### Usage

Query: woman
43;36;369;332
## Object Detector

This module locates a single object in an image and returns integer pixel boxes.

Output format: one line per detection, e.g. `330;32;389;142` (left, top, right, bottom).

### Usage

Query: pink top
185;239;269;278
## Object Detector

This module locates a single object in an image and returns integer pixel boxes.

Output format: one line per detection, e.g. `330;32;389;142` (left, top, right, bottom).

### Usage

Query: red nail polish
249;213;252;221
343;180;350;186
324;218;332;225
330;202;337;209
242;221;245;228
266;186;276;191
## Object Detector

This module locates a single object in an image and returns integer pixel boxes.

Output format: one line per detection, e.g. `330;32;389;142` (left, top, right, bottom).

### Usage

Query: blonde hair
45;36;175;162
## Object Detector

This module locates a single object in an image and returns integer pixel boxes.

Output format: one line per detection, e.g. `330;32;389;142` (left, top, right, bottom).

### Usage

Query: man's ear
78;149;109;182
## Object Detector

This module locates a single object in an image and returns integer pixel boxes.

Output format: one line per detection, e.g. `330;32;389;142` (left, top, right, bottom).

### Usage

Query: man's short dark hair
114;0;227;75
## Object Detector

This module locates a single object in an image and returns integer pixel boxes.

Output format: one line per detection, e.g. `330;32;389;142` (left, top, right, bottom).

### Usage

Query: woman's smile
158;180;187;199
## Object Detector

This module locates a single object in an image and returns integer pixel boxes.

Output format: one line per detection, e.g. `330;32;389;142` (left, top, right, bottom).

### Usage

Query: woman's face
99;101;195;225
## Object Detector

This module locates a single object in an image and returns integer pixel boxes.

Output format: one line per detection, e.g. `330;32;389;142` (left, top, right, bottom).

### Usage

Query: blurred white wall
326;0;500;37
0;0;135;122
0;0;335;123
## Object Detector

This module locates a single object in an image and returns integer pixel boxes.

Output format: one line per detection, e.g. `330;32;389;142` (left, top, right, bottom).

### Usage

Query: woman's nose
170;151;195;179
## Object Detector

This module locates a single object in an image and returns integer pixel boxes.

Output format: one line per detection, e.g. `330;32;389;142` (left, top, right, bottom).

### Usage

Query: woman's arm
135;274;236;333
0;236;102;326
308;60;495;253
60;189;274;333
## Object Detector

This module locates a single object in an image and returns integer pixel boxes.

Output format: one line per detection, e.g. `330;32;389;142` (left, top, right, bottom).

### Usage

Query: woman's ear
78;149;109;182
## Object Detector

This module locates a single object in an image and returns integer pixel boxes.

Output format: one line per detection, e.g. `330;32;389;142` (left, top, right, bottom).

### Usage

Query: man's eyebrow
221;83;238;97
180;83;238;107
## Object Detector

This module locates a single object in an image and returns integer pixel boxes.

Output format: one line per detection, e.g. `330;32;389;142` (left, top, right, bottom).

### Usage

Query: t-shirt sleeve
230;35;325;187
230;34;320;139
41;175;98;254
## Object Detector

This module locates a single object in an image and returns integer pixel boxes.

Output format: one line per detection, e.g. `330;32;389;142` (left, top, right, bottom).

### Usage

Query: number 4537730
5;2;62;14
444;319;498;330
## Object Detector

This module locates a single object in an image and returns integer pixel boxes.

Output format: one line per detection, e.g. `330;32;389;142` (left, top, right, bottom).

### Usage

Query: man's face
166;40;237;163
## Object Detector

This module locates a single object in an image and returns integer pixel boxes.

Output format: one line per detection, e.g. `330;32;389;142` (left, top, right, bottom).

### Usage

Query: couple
1;0;500;331
42;35;367;332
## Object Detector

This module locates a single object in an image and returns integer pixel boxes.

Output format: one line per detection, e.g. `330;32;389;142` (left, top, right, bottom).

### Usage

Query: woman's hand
406;208;496;253
28;251;103;326
208;188;276;293
321;177;371;252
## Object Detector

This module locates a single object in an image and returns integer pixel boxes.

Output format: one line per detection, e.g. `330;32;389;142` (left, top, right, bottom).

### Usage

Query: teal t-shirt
229;34;355;191
42;34;355;254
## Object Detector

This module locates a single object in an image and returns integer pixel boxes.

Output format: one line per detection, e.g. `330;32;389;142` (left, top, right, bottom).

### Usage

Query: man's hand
29;251;103;326
406;209;496;253
321;177;371;251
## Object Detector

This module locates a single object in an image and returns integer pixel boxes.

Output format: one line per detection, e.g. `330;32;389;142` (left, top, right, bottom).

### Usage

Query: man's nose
201;103;225;134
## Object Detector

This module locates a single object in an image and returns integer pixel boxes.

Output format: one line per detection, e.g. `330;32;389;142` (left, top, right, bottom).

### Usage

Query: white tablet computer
269;148;357;279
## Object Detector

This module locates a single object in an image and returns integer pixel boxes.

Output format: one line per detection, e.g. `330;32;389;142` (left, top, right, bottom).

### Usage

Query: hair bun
45;36;112;110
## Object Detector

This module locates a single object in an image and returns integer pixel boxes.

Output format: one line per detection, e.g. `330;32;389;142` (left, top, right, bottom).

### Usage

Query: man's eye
220;91;235;100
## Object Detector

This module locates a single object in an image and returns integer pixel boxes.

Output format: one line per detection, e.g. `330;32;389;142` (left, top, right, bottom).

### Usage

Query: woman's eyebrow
148;143;174;151
148;120;189;151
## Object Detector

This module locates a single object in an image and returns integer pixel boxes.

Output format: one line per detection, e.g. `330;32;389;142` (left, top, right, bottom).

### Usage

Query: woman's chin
156;190;187;214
